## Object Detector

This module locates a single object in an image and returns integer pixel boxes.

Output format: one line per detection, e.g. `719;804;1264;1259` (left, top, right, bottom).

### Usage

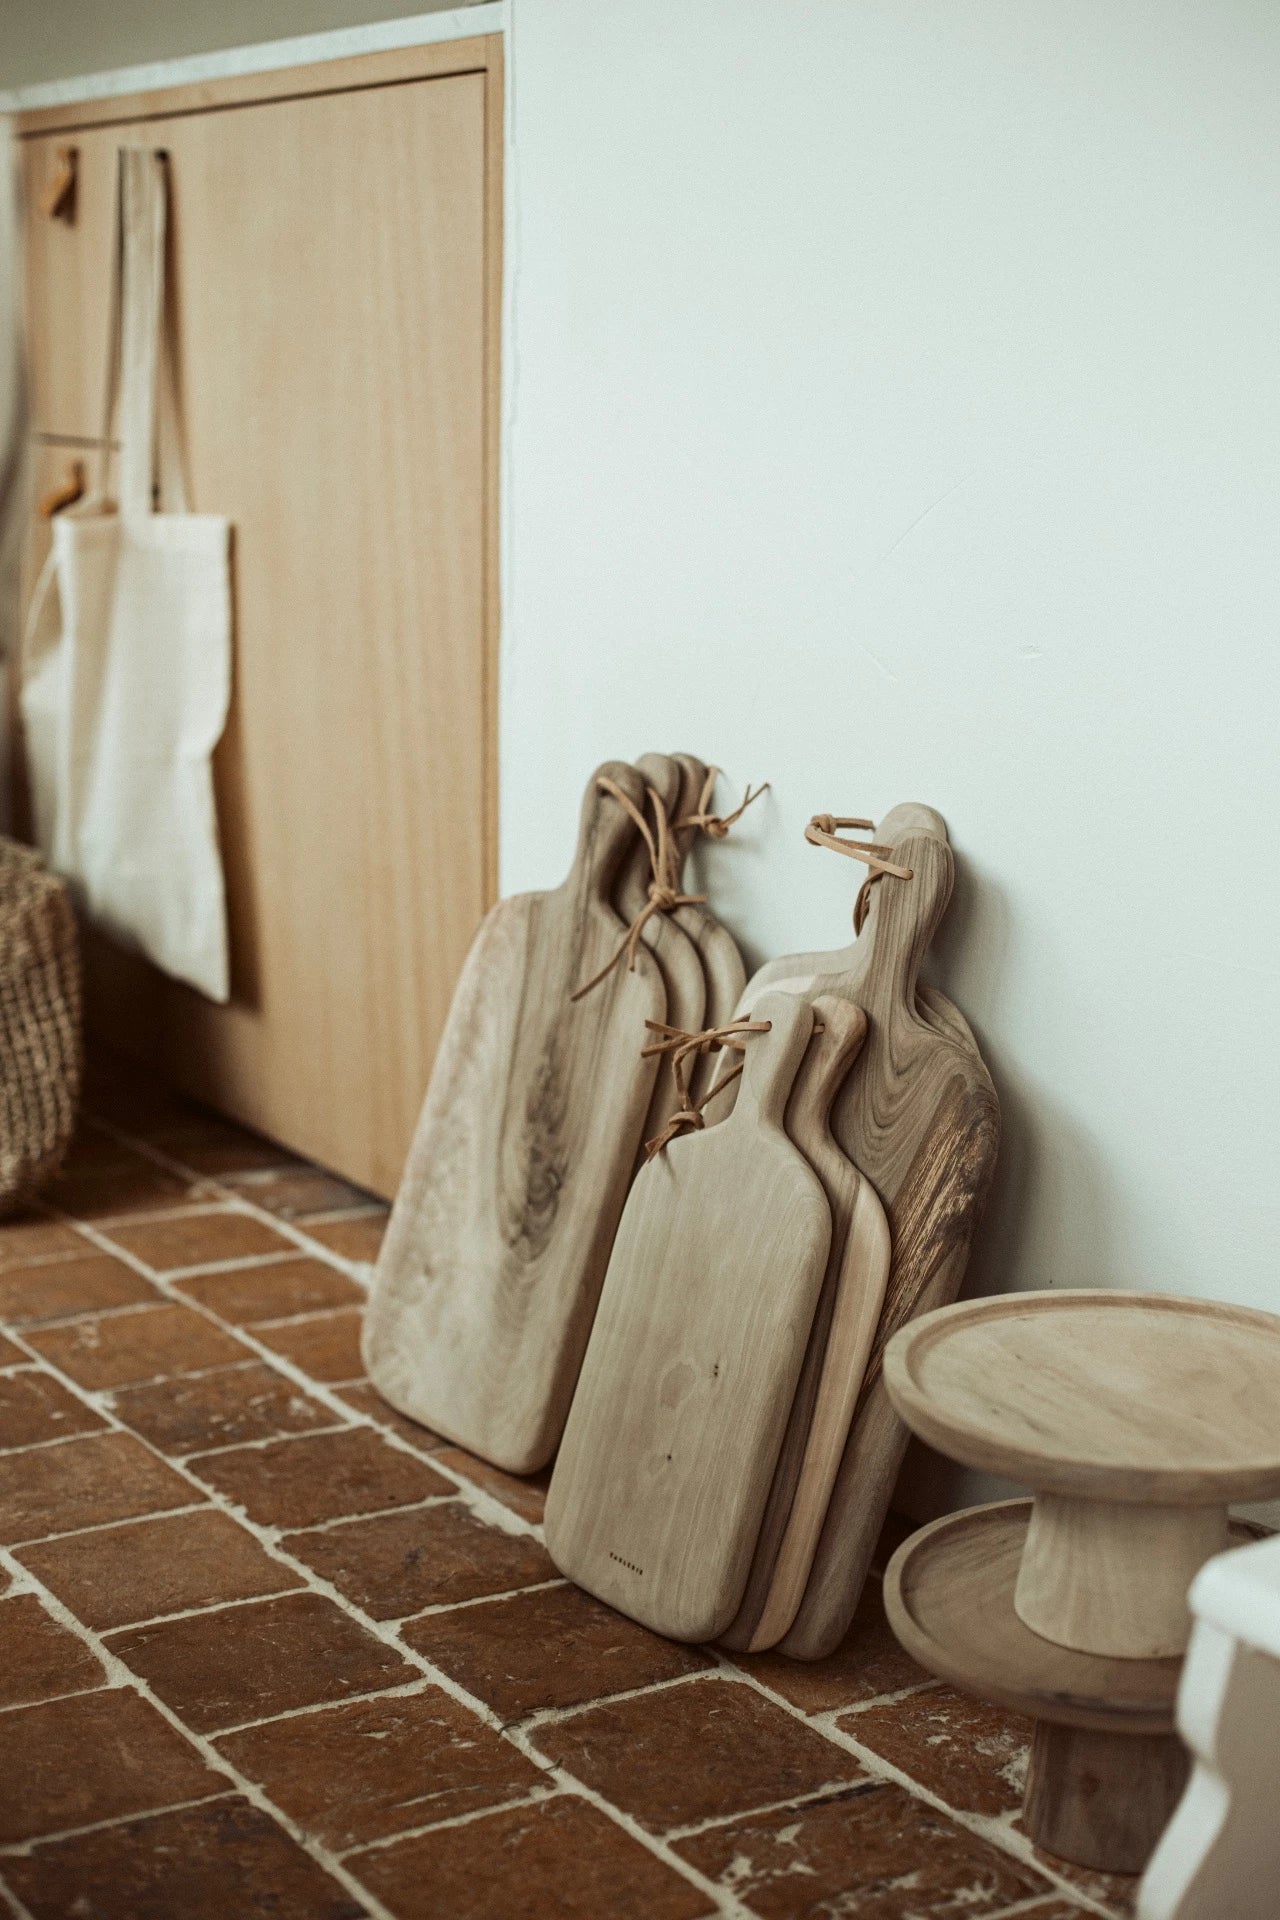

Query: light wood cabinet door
16;39;501;1196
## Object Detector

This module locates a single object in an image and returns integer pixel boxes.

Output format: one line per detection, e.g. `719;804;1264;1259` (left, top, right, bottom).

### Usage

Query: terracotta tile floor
0;1056;1142;1918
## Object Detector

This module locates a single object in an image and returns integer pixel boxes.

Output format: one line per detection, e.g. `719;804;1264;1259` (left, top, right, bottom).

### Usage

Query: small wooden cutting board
363;762;667;1474
720;995;891;1651
544;992;831;1642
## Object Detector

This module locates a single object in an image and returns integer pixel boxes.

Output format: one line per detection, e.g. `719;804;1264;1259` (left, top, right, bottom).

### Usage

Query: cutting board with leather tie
670;753;748;1105
544;992;832;1642
619;755;709;1155
363;761;667;1473
751;809;1000;1659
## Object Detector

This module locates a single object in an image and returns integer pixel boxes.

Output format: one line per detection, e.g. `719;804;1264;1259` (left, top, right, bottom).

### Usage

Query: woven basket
0;840;82;1215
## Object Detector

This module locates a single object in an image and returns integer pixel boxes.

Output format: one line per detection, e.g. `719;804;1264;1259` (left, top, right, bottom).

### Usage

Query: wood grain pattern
766;809;1001;1660
363;761;665;1474
624;754;708;1156
1024;1722;1188;1875
14;39;503;1195
720;996;890;1652
884;1501;1182;1735
544;993;831;1642
885;1291;1280;1503
671;752;747;1106
1016;1495;1230;1659
885;1291;1280;1660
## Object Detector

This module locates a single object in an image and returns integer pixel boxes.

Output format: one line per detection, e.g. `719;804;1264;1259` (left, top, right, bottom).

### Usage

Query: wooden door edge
12;32;501;138
481;39;503;909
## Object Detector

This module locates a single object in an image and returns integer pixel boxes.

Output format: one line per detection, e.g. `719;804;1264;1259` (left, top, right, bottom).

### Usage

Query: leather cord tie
804;813;914;936
640;1017;771;1160
673;766;770;839
571;777;707;1002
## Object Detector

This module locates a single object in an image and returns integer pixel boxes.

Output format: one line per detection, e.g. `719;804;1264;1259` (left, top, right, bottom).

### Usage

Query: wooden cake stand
881;1291;1280;1873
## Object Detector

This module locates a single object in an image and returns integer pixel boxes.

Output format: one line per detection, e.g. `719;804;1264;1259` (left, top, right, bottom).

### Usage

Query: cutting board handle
857;828;954;1020
568;760;656;907
728;991;818;1129
803;998;869;1119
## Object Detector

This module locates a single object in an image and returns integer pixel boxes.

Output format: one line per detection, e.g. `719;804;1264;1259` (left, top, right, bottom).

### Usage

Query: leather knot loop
571;778;706;1002
641;1017;771;1160
804;812;913;937
674;767;769;841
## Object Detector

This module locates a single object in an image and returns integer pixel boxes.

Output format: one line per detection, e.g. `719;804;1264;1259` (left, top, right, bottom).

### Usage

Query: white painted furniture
1139;1532;1280;1920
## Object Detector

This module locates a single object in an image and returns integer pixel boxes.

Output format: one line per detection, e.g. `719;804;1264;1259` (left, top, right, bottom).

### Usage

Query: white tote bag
21;147;231;1002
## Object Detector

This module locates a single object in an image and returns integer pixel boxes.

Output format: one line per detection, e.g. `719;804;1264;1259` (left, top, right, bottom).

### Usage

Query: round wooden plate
883;1291;1280;1504
883;1499;1189;1733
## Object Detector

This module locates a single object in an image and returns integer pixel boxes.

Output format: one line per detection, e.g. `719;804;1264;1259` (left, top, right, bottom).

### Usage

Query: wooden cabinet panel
20;140;115;439
16;40;501;1197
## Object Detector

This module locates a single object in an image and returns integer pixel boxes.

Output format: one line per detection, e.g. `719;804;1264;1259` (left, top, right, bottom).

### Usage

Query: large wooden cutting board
721;995;891;1651
769;812;1000;1659
544;992;831;1642
363;761;666;1474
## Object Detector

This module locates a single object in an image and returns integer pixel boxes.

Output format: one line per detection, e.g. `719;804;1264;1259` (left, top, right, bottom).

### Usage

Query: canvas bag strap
99;148;188;518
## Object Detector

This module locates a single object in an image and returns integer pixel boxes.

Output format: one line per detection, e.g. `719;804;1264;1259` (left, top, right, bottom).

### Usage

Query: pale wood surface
885;1292;1280;1504
625;754;708;1155
1015;1494;1231;1660
884;1500;1183;1734
721;996;890;1652
544;993;832;1642
671;752;747;1106
767;809;1000;1659
1025;1722;1188;1876
363;762;665;1474
15;40;503;1194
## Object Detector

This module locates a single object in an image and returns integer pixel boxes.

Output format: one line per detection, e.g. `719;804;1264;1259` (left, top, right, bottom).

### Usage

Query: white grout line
395;1575;569;1623
208;1676;438;1740
834;1674;944;1714
7;1501;211;1549
337;1784;562;1858
8;1297;174;1332
662;1776;882;1844
0;1428;110;1460
511;1663;720;1740
0;1874;37;1920
249;1306;364;1331
0;1788;241;1859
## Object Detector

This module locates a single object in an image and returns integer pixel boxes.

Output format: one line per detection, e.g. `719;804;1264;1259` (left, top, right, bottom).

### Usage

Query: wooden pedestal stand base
881;1291;1280;1875
885;1501;1191;1873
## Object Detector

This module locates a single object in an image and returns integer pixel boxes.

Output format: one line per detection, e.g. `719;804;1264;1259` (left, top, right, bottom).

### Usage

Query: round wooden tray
883;1290;1280;1505
883;1499;1190;1733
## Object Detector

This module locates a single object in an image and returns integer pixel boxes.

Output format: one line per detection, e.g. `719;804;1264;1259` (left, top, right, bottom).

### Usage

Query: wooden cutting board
363;761;667;1474
544;992;831;1642
670;753;747;1105
769;812;1000;1659
720;995;891;1651
623;754;709;1155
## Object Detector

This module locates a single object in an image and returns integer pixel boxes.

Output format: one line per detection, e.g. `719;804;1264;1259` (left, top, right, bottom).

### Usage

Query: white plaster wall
502;0;1280;1507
